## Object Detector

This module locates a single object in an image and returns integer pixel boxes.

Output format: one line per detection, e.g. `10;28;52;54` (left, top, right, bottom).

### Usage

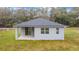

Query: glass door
25;27;34;36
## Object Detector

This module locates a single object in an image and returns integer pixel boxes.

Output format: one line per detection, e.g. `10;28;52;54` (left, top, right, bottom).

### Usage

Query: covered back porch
16;27;35;40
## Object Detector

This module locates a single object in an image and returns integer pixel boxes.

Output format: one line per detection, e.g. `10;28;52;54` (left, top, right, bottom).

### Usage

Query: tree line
0;7;79;27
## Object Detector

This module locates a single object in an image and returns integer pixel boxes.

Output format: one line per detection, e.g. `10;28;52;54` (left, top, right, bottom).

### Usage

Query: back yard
0;28;79;51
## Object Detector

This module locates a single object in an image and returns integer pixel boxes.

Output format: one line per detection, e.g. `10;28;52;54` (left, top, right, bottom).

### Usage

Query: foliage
0;7;79;27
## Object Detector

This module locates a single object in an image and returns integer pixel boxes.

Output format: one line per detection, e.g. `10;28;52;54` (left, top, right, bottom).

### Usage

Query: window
56;28;59;34
41;28;49;34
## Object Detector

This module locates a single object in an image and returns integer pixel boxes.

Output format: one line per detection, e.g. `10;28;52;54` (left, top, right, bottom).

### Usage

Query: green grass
0;28;79;51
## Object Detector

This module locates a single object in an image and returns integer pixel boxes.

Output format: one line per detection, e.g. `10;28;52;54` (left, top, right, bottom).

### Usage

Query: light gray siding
34;28;64;40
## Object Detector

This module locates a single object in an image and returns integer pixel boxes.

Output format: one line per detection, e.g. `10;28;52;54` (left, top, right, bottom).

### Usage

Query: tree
0;7;13;27
0;7;79;27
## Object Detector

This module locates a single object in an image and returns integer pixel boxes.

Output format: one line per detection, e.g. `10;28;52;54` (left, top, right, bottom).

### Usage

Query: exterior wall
17;27;64;40
34;28;64;40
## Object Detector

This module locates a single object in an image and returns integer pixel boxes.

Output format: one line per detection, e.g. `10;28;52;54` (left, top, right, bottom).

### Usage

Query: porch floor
17;36;51;40
18;35;36;40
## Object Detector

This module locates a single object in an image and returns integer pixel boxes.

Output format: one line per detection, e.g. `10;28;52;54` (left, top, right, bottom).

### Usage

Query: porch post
21;28;25;36
15;28;18;40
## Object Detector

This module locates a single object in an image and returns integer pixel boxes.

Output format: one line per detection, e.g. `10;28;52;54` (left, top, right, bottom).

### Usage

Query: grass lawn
0;28;79;51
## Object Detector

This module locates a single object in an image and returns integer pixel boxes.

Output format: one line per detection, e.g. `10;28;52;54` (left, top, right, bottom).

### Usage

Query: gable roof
15;18;64;28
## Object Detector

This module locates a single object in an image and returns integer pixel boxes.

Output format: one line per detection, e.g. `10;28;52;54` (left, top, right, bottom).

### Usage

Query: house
15;18;64;40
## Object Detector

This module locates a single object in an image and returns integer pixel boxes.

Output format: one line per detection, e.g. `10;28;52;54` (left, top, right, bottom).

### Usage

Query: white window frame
41;28;49;34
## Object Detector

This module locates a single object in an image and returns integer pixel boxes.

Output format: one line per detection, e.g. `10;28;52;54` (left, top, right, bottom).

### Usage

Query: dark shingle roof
15;18;64;28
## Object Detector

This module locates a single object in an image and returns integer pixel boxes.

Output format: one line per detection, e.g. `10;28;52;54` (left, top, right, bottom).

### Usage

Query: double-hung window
41;28;49;34
56;28;59;34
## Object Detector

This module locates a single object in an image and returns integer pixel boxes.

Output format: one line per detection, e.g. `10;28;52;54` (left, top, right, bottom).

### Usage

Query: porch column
21;28;25;36
15;28;18;40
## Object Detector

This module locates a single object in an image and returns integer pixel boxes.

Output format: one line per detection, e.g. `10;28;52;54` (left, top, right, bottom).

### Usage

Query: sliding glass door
25;27;34;36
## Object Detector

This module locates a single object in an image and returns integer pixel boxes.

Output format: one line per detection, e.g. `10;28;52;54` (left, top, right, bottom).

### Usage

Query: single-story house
15;18;64;40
